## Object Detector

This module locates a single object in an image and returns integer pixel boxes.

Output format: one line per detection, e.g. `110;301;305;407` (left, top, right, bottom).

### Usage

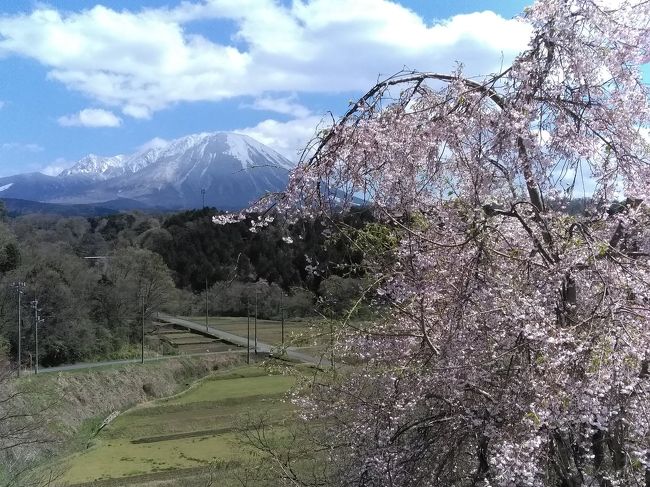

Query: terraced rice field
60;366;298;486
151;326;237;354
182;316;324;348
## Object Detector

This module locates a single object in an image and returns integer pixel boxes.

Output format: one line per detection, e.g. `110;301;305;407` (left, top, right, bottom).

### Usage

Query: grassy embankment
58;364;305;486
2;353;249;485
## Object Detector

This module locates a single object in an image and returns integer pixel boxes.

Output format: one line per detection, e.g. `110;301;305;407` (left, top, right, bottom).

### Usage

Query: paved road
157;313;332;368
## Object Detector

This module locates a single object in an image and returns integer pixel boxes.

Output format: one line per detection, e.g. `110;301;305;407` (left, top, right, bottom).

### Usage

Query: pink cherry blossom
218;1;650;484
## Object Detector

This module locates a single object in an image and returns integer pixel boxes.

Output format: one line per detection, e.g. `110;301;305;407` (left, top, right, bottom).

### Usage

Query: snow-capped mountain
0;132;295;211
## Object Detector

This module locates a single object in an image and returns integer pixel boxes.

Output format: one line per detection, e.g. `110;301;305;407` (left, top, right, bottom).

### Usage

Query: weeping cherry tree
217;1;650;485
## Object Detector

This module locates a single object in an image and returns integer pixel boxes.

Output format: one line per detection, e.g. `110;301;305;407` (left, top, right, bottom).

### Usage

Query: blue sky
0;0;644;176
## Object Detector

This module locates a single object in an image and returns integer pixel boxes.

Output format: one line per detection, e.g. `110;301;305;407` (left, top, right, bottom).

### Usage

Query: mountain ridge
0;132;293;212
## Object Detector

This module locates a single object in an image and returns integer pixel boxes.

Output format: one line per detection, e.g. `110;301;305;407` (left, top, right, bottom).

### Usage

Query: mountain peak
0;131;295;211
60;131;293;181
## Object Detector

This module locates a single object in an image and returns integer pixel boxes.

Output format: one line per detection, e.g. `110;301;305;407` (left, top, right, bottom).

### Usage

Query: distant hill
1;198;155;217
1;198;119;217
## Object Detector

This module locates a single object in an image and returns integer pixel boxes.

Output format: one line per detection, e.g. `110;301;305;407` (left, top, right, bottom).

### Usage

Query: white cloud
40;157;72;176
0;2;532;118
0;142;43;152
247;95;312;118
137;136;170;152
58;108;122;127
123;104;152;119
237;115;331;161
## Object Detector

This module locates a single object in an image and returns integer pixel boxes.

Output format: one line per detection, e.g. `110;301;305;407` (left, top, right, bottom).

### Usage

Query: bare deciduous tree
0;361;57;487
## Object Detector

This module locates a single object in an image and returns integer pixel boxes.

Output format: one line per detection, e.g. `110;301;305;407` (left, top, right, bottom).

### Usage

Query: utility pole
205;277;209;332
201;188;206;209
141;294;145;364
280;290;285;347
254;287;258;355
13;282;25;377
247;300;250;364
330;320;334;368
30;299;39;374
37;318;42;374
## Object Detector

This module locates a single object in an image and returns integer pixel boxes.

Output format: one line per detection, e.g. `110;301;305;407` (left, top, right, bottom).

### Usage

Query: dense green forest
142;207;370;291
0;205;372;367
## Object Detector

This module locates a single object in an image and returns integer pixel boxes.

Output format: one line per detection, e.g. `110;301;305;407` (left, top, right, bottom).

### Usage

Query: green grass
161;375;294;405
59;365;297;486
64;432;246;480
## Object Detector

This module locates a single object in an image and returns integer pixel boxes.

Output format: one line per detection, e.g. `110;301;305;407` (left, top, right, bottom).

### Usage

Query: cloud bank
0;1;531;120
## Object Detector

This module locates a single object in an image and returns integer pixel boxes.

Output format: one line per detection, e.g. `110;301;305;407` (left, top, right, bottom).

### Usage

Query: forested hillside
0;204;372;367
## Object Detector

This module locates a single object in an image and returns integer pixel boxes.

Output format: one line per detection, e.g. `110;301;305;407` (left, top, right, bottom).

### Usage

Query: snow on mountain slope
60;132;292;181
11;131;297;210
225;133;294;170
59;154;126;179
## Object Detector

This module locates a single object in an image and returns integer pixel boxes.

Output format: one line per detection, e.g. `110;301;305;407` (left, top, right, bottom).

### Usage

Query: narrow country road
31;314;332;375
157;313;332;367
